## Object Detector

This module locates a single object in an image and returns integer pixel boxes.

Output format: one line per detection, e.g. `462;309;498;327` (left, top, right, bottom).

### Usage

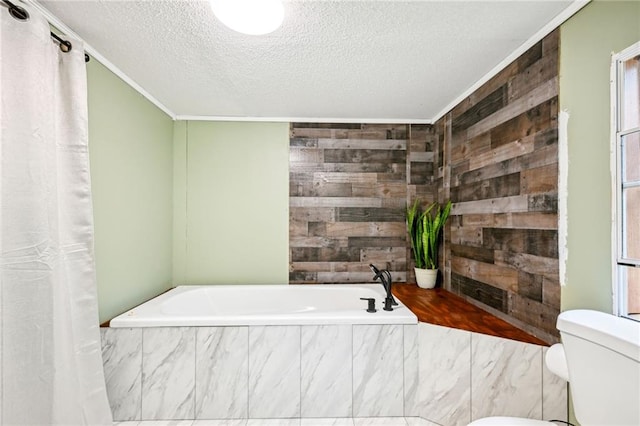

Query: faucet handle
369;264;383;281
360;298;377;313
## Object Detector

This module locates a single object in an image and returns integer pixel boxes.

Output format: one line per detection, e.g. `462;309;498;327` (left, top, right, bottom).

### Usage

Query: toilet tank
557;310;640;426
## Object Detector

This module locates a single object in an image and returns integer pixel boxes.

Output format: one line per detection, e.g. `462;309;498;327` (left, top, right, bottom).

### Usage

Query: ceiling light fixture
210;0;284;36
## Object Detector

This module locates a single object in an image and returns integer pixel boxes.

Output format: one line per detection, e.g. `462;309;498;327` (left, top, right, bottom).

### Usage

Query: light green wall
560;0;640;313
88;62;288;320
89;0;640;322
87;60;174;323
173;121;290;285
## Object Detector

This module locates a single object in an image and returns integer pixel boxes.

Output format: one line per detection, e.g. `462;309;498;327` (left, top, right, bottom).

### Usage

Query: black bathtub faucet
369;264;398;311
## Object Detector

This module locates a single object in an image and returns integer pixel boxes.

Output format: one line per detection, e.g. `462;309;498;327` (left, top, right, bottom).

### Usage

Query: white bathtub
109;284;417;327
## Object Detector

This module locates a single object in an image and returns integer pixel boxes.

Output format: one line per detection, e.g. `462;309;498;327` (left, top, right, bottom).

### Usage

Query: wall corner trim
175;115;433;124
27;0;177;120
430;0;591;124
27;0;589;125
559;109;570;288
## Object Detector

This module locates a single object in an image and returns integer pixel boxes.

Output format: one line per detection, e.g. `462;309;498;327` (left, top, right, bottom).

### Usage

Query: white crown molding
27;0;177;120
27;0;590;125
430;0;591;124
175;115;433;124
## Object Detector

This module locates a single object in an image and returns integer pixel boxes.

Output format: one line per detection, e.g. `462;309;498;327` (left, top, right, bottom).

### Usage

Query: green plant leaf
406;199;452;271
415;217;424;268
406;200;422;268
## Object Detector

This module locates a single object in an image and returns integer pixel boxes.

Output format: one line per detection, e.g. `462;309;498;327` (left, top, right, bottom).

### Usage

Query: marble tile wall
102;324;406;422
352;325;404;417
541;346;569;421
248;326;301;418
418;323;471;426
415;323;568;425
101;328;142;421
301;325;352;417
471;333;542;420
402;325;419;417
142;328;196;420
195;327;248;419
102;323;567;425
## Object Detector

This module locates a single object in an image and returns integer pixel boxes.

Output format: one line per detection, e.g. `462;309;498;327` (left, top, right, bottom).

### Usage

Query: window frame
611;41;640;318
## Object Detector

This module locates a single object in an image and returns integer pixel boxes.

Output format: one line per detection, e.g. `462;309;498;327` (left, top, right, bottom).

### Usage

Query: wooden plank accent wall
289;123;434;284
407;124;438;283
288;30;560;342
435;30;560;342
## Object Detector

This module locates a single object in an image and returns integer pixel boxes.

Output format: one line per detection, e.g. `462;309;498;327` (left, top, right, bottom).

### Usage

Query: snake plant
407;200;452;270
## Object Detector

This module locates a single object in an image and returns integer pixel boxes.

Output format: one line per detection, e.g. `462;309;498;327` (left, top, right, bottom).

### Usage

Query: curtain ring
59;40;72;53
8;3;29;21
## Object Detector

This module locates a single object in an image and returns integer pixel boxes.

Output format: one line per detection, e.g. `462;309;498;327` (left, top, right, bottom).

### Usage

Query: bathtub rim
109;283;418;328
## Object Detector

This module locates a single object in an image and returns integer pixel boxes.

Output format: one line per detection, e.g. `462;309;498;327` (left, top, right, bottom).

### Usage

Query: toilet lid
468;417;557;426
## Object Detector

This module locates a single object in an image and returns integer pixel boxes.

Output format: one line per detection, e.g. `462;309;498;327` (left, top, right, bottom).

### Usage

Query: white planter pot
415;267;438;289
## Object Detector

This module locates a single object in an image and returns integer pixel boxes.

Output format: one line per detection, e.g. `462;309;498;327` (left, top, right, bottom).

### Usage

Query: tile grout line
404;326;408;426
469;332;473;424
191;329;196;423
540;346;544;420
247;327;250;422
299;325;302;421
351;324;354;420
140;329;144;423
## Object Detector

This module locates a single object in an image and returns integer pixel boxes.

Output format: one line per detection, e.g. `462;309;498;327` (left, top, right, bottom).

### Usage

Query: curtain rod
1;0;90;63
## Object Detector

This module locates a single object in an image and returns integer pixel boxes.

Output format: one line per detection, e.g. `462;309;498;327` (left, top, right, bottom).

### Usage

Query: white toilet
469;309;640;426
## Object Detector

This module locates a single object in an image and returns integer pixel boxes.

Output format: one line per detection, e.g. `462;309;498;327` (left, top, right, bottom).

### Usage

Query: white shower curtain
0;4;112;425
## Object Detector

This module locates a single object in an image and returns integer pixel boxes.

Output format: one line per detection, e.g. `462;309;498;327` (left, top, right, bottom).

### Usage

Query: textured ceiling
38;0;580;121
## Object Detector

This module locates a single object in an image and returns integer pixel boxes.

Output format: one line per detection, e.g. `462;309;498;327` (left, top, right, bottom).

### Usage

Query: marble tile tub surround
142;328;195;420
196;327;248;419
301;325;352;417
102;328;142;421
102;323;567;425
417;323;567;426
249;326;301;418
102;324;411;422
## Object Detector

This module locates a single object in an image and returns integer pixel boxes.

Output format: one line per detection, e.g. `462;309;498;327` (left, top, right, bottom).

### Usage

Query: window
613;41;640;320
